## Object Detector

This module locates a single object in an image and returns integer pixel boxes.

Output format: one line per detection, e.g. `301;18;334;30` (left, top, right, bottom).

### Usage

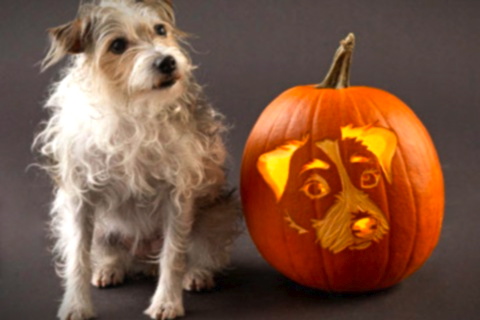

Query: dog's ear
42;18;92;71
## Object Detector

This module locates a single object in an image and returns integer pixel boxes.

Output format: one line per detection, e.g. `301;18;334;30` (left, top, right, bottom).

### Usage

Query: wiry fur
34;1;240;319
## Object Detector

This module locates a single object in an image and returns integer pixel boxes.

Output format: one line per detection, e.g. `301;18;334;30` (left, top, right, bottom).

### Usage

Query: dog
34;1;239;319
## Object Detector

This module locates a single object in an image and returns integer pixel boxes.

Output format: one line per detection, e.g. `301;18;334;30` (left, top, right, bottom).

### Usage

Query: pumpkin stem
316;33;355;89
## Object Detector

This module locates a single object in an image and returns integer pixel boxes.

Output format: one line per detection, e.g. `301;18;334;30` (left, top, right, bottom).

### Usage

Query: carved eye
360;169;381;189
300;174;330;200
154;24;167;36
109;38;128;54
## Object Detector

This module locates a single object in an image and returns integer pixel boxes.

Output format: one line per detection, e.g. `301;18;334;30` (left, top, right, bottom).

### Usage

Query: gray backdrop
1;0;479;319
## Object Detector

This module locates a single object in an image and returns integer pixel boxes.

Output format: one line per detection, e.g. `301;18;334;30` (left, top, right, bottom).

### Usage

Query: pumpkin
240;33;444;292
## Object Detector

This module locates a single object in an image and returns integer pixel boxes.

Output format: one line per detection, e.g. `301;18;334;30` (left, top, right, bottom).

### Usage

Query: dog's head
43;0;190;100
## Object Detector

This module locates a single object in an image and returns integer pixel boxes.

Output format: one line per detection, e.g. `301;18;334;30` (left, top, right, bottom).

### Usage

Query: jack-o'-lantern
240;34;444;292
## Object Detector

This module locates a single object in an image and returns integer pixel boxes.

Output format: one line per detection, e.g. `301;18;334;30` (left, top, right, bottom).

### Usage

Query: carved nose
352;216;378;239
154;55;177;74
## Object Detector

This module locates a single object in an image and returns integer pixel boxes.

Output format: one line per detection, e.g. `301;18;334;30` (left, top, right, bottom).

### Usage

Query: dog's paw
91;266;125;288
182;271;215;292
144;300;185;320
58;302;96;320
62;311;96;320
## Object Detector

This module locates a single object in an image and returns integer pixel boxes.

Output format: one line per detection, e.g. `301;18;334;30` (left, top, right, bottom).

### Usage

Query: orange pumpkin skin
240;36;444;292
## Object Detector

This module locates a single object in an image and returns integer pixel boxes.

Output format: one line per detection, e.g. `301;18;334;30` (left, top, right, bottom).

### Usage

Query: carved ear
341;125;398;184
42;18;92;71
257;136;309;202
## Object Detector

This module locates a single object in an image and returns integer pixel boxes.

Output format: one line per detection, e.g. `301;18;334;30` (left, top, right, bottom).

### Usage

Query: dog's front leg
55;192;96;320
145;195;194;320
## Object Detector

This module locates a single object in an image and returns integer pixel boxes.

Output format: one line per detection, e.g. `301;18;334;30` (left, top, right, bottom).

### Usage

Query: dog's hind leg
53;190;96;320
91;231;132;288
183;192;240;292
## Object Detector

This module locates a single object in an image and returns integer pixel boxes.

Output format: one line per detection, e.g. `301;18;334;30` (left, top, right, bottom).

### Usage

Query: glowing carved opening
300;159;330;174
257;135;308;202
341;124;397;184
352;217;378;240
299;173;331;200
361;169;381;189
350;155;372;164
284;211;309;235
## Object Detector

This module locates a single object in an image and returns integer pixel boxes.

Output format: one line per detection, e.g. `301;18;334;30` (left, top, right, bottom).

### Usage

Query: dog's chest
88;116;207;210
93;117;203;189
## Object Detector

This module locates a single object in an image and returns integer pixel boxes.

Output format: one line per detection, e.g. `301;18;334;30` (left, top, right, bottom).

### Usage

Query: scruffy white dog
34;1;239;319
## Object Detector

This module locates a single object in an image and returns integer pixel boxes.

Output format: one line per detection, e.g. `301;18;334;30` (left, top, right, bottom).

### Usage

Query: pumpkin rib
320;90;353;290
292;90;337;286
377;92;443;279
363;91;420;286
251;96;292;278
348;88;368;126
347;90;393;288
339;90;349;130
321;90;359;291
362;90;411;288
278;93;316;285
385;140;420;284
255;89;327;285
357;90;395;288
309;89;332;290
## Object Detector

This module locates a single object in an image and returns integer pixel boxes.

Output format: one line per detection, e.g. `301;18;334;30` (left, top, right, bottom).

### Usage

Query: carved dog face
257;124;398;254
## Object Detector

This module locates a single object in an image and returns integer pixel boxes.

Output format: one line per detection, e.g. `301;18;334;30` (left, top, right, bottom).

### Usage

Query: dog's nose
154;56;177;74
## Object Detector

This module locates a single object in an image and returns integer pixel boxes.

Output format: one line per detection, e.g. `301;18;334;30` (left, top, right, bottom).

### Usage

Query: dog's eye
109;38;128;55
154;24;167;36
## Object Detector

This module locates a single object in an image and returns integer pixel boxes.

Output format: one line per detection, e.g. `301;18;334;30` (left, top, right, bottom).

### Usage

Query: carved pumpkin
240;34;444;292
